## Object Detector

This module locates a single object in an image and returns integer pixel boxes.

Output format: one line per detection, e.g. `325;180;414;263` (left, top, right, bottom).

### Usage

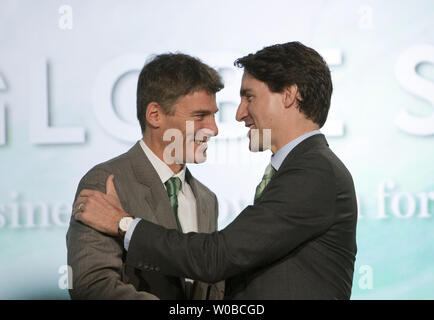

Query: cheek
254;101;276;128
269;94;283;113
162;118;177;132
249;100;266;121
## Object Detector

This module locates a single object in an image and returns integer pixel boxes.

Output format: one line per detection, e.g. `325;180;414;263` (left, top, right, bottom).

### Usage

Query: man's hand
73;174;128;236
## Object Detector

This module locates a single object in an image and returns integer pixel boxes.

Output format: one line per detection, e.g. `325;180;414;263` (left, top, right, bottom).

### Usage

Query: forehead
175;90;218;112
240;72;269;92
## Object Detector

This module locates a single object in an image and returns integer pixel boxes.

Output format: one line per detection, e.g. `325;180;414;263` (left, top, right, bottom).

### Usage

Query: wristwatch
118;215;135;240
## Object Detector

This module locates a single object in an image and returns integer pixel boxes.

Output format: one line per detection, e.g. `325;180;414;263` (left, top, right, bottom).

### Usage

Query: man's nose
208;115;219;137
235;101;247;122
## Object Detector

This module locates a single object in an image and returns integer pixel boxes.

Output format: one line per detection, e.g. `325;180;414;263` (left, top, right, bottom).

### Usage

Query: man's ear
145;102;163;129
283;84;302;109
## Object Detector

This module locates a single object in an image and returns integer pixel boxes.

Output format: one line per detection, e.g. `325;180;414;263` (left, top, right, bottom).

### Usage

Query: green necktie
254;164;276;202
165;177;183;231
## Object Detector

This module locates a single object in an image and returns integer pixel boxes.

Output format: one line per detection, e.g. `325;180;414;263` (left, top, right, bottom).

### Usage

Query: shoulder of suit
281;147;336;175
79;151;132;186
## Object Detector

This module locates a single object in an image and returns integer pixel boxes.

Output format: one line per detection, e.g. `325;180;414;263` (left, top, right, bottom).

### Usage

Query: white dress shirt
124;140;198;251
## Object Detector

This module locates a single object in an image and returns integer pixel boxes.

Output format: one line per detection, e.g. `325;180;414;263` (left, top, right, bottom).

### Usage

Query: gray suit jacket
66;141;224;300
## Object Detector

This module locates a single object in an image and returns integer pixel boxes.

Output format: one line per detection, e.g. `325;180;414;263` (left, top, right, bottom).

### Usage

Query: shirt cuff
124;217;141;251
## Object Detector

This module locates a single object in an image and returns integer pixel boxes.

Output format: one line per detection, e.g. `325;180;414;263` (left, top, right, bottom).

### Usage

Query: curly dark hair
234;42;332;127
137;53;224;133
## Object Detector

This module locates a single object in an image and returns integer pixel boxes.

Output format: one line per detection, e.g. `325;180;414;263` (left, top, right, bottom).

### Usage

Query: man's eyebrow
240;88;253;96
191;108;219;115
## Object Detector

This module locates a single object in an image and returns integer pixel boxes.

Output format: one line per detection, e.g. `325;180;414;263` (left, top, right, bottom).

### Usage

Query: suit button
155;267;160;272
138;262;144;268
144;265;150;270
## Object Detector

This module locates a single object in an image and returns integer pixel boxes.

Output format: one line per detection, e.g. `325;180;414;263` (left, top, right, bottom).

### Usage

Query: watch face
119;217;133;232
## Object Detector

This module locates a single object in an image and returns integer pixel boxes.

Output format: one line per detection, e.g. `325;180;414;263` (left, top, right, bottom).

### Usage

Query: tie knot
254;164;276;202
165;177;181;197
263;164;276;180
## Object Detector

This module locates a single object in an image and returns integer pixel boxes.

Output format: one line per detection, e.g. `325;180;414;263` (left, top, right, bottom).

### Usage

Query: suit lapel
126;141;178;229
127;141;188;296
185;167;215;299
186;168;212;233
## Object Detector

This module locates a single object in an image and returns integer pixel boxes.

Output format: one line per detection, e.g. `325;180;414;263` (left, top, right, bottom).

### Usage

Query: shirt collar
270;130;322;171
139;139;186;188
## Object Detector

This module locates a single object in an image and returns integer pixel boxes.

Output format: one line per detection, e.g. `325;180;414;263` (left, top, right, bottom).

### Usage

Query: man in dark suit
74;42;358;299
67;53;225;299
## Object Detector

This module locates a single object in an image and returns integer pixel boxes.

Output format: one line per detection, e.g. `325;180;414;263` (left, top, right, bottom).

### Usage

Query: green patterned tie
254;164;276;202
165;177;183;231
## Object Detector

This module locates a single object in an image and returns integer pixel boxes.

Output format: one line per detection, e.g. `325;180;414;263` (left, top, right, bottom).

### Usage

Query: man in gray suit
66;53;225;299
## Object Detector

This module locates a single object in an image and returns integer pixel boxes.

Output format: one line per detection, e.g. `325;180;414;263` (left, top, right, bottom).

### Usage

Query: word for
374;181;433;219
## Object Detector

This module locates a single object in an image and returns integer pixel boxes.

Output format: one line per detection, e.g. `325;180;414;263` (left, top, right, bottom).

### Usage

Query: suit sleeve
125;154;336;283
206;194;225;299
66;168;159;300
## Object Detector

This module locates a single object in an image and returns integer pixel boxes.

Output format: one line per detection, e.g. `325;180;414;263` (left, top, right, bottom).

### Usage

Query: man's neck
271;123;319;154
142;135;184;174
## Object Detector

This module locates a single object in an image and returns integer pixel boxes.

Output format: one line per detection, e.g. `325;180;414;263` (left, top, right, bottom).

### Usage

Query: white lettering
58;265;73;289
417;192;434;218
358;6;374;30
0;204;6;228
0;72;7;146
58;5;73;30
52;202;70;227
9;192;21;228
163;128;184;165
377;181;394;219
395;44;434;135
358;265;374;290
29;61;85;144
169;304;203;317
319;48;345;137
23;202;50;228
92;54;143;142
391;192;416;218
0;192;73;228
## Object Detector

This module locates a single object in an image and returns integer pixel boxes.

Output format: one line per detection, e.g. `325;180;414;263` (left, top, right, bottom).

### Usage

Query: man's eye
246;95;253;102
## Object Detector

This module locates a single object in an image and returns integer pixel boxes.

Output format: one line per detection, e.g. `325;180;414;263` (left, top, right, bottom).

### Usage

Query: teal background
0;0;433;299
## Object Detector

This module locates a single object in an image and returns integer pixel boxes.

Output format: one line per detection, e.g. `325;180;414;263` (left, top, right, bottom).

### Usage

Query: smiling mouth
246;123;257;137
194;136;209;145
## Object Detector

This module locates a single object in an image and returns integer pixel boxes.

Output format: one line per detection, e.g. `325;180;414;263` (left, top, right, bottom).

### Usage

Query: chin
194;156;207;164
193;144;208;163
194;150;208;163
248;140;264;152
